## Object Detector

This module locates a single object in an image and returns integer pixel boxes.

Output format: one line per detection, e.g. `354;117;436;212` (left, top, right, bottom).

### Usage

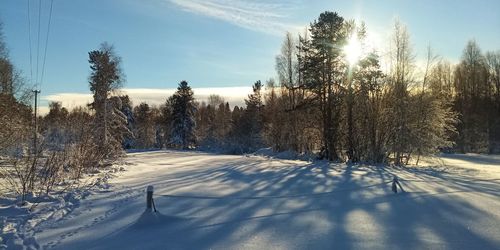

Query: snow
254;147;317;161
2;151;500;249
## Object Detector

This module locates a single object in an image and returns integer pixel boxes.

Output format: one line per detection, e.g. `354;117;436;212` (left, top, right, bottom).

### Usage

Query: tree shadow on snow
88;209;191;249
87;152;500;249
146;157;500;249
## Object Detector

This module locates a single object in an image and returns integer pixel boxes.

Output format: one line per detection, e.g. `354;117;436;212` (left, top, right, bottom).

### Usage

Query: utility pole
33;89;41;153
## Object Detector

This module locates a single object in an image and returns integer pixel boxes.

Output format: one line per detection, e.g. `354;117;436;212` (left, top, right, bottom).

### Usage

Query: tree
300;11;347;160
215;101;232;145
453;41;490;153
349;50;386;163
157;97;174;148
0;20;27;100
275;32;309;152
343;21;369;163
0;20;11;95
107;96;132;153
243;80;264;150
0;20;31;155
133;102;155;149
88;42;125;158
0;94;32;154
276;32;299;90
170;80;196;149
485;51;500;153
0;57;14;95
195;101;211;147
119;95;134;149
42;101;69;151
196;95;231;150
229;81;264;153
228;105;243;153
262;79;282;150
149;105;164;148
386;20;415;165
409;48;457;164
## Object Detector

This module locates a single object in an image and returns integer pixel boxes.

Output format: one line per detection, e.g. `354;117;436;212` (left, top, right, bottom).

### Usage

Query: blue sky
1;0;499;112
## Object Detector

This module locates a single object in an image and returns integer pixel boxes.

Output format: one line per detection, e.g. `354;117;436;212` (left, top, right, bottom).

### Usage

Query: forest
1;11;500;200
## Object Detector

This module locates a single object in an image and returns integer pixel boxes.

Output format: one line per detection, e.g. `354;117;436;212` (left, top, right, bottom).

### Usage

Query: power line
40;0;54;89
35;0;41;89
27;0;33;86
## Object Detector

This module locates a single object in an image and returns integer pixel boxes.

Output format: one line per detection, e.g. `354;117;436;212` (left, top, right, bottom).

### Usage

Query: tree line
1;11;500;200
84;12;495;164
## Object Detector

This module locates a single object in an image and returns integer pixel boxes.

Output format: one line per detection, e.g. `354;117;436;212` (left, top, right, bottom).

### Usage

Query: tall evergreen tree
170;80;196;149
88;42;125;157
119;95;134;149
243;80;264;150
105;96;132;153
155;98;174;148
230;81;264;153
263;79;282;151
300;11;347;160
133;102;155;149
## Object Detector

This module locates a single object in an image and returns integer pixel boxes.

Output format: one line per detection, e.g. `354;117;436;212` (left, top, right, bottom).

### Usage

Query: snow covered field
2;151;500;249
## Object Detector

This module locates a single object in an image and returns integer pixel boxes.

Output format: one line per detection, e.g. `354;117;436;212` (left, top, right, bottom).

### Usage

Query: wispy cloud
168;0;298;35
40;86;253;114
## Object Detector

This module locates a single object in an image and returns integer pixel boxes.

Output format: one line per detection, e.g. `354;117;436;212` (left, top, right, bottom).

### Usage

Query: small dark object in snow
146;185;154;211
392;176;404;193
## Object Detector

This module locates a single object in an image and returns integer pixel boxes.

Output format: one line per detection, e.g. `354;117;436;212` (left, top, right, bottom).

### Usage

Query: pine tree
119;95;134;149
242;80;264;151
300;11;347;161
133;102;155;149
88;42;125;158
170;80;196;149
106;96;132;155
148;105;163;148
158;97;174;148
228;81;264;153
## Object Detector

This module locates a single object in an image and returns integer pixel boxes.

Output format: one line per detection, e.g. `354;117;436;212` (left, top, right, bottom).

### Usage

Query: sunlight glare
344;34;362;66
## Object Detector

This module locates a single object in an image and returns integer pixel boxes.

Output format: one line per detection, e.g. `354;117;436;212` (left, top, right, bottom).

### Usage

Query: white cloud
40;86;253;115
168;0;298;35
42;93;93;110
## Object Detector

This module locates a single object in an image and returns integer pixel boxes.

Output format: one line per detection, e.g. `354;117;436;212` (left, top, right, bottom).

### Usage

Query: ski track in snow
2;151;500;249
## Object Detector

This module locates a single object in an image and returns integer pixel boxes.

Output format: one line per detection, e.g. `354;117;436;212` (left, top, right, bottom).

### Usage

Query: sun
344;34;362;66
